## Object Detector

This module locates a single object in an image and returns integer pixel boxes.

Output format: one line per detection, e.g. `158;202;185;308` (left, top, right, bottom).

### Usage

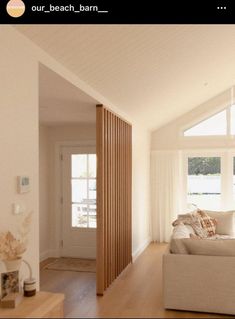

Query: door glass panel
72;204;88;228
72;180;87;203
71;153;96;228
187;157;221;210
72;154;87;178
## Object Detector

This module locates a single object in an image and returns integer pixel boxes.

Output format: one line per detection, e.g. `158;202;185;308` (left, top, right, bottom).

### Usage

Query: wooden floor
40;243;232;318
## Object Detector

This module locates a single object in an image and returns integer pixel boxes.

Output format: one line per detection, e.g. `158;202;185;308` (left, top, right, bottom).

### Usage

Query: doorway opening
38;64;98;304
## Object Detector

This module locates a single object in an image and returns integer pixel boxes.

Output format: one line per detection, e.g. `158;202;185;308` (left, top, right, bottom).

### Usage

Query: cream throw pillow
170;223;193;254
172;222;194;239
205;210;235;236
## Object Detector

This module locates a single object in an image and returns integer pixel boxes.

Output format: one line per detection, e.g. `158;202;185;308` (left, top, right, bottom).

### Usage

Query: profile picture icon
6;0;25;18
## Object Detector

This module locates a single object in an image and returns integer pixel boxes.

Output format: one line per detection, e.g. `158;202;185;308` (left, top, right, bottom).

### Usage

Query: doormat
44;257;96;273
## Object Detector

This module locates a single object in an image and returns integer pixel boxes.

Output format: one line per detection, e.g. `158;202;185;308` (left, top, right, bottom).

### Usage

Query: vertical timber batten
96;105;105;295
96;105;132;295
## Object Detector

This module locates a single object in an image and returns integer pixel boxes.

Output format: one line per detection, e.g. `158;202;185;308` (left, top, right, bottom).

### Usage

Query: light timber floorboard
40;243;232;318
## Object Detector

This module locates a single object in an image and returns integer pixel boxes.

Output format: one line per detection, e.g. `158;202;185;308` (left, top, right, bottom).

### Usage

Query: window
184;110;227;136
183;151;235;211
230;105;235;135
233;157;235;197
71;154;96;228
187;157;221;210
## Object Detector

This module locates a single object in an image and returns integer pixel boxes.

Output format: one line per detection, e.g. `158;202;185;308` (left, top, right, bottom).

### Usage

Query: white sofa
163;210;235;316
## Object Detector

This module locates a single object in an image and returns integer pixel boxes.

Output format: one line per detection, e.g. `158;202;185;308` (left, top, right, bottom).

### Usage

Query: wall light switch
12;204;24;215
17;176;30;194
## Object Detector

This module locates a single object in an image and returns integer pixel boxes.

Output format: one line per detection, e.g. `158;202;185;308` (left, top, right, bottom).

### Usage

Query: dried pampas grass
0;212;33;260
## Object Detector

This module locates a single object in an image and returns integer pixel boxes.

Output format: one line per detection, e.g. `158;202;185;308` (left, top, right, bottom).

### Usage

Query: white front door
61;146;96;259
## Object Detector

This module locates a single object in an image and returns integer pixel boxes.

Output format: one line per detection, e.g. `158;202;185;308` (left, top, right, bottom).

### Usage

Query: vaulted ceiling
15;25;235;130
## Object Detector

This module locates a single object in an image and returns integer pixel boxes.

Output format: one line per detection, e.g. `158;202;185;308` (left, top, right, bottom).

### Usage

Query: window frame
182;149;232;212
183;109;228;137
180;104;234;138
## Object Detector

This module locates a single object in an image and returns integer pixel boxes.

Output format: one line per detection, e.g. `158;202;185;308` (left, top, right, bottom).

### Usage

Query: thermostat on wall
17;176;30;193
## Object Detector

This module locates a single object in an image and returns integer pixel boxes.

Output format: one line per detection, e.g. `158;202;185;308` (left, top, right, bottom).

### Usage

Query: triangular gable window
184;110;227;136
230;105;235;135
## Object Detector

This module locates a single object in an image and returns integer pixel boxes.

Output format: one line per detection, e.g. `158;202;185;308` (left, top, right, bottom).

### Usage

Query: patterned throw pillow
196;209;217;237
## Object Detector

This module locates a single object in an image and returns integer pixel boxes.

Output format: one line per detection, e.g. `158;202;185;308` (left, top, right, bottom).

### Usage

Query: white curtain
151;150;182;243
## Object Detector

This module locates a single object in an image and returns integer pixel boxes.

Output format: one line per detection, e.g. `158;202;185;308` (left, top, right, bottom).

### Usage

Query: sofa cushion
182;238;235;256
205;210;235;236
196;209;217;237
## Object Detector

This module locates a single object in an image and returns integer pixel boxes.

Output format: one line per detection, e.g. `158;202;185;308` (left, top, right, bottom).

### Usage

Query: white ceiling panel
16;25;235;130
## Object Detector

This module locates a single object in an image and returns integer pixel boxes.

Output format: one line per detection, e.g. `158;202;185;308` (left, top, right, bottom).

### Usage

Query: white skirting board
40;249;60;262
41;238;152;263
132;236;152;262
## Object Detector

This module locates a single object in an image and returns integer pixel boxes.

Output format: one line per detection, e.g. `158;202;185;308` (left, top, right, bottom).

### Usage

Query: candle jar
23;278;36;297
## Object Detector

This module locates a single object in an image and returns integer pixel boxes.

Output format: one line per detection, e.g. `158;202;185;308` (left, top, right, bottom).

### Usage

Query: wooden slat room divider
96;105;132;296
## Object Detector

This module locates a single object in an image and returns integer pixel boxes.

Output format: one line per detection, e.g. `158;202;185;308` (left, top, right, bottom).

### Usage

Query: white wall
0;27;39;283
132;125;152;260
39;126;50;261
48;125;96;143
151;89;234;151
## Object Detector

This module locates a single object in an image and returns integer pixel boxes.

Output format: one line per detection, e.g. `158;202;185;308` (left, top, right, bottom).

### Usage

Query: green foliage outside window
188;157;220;175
